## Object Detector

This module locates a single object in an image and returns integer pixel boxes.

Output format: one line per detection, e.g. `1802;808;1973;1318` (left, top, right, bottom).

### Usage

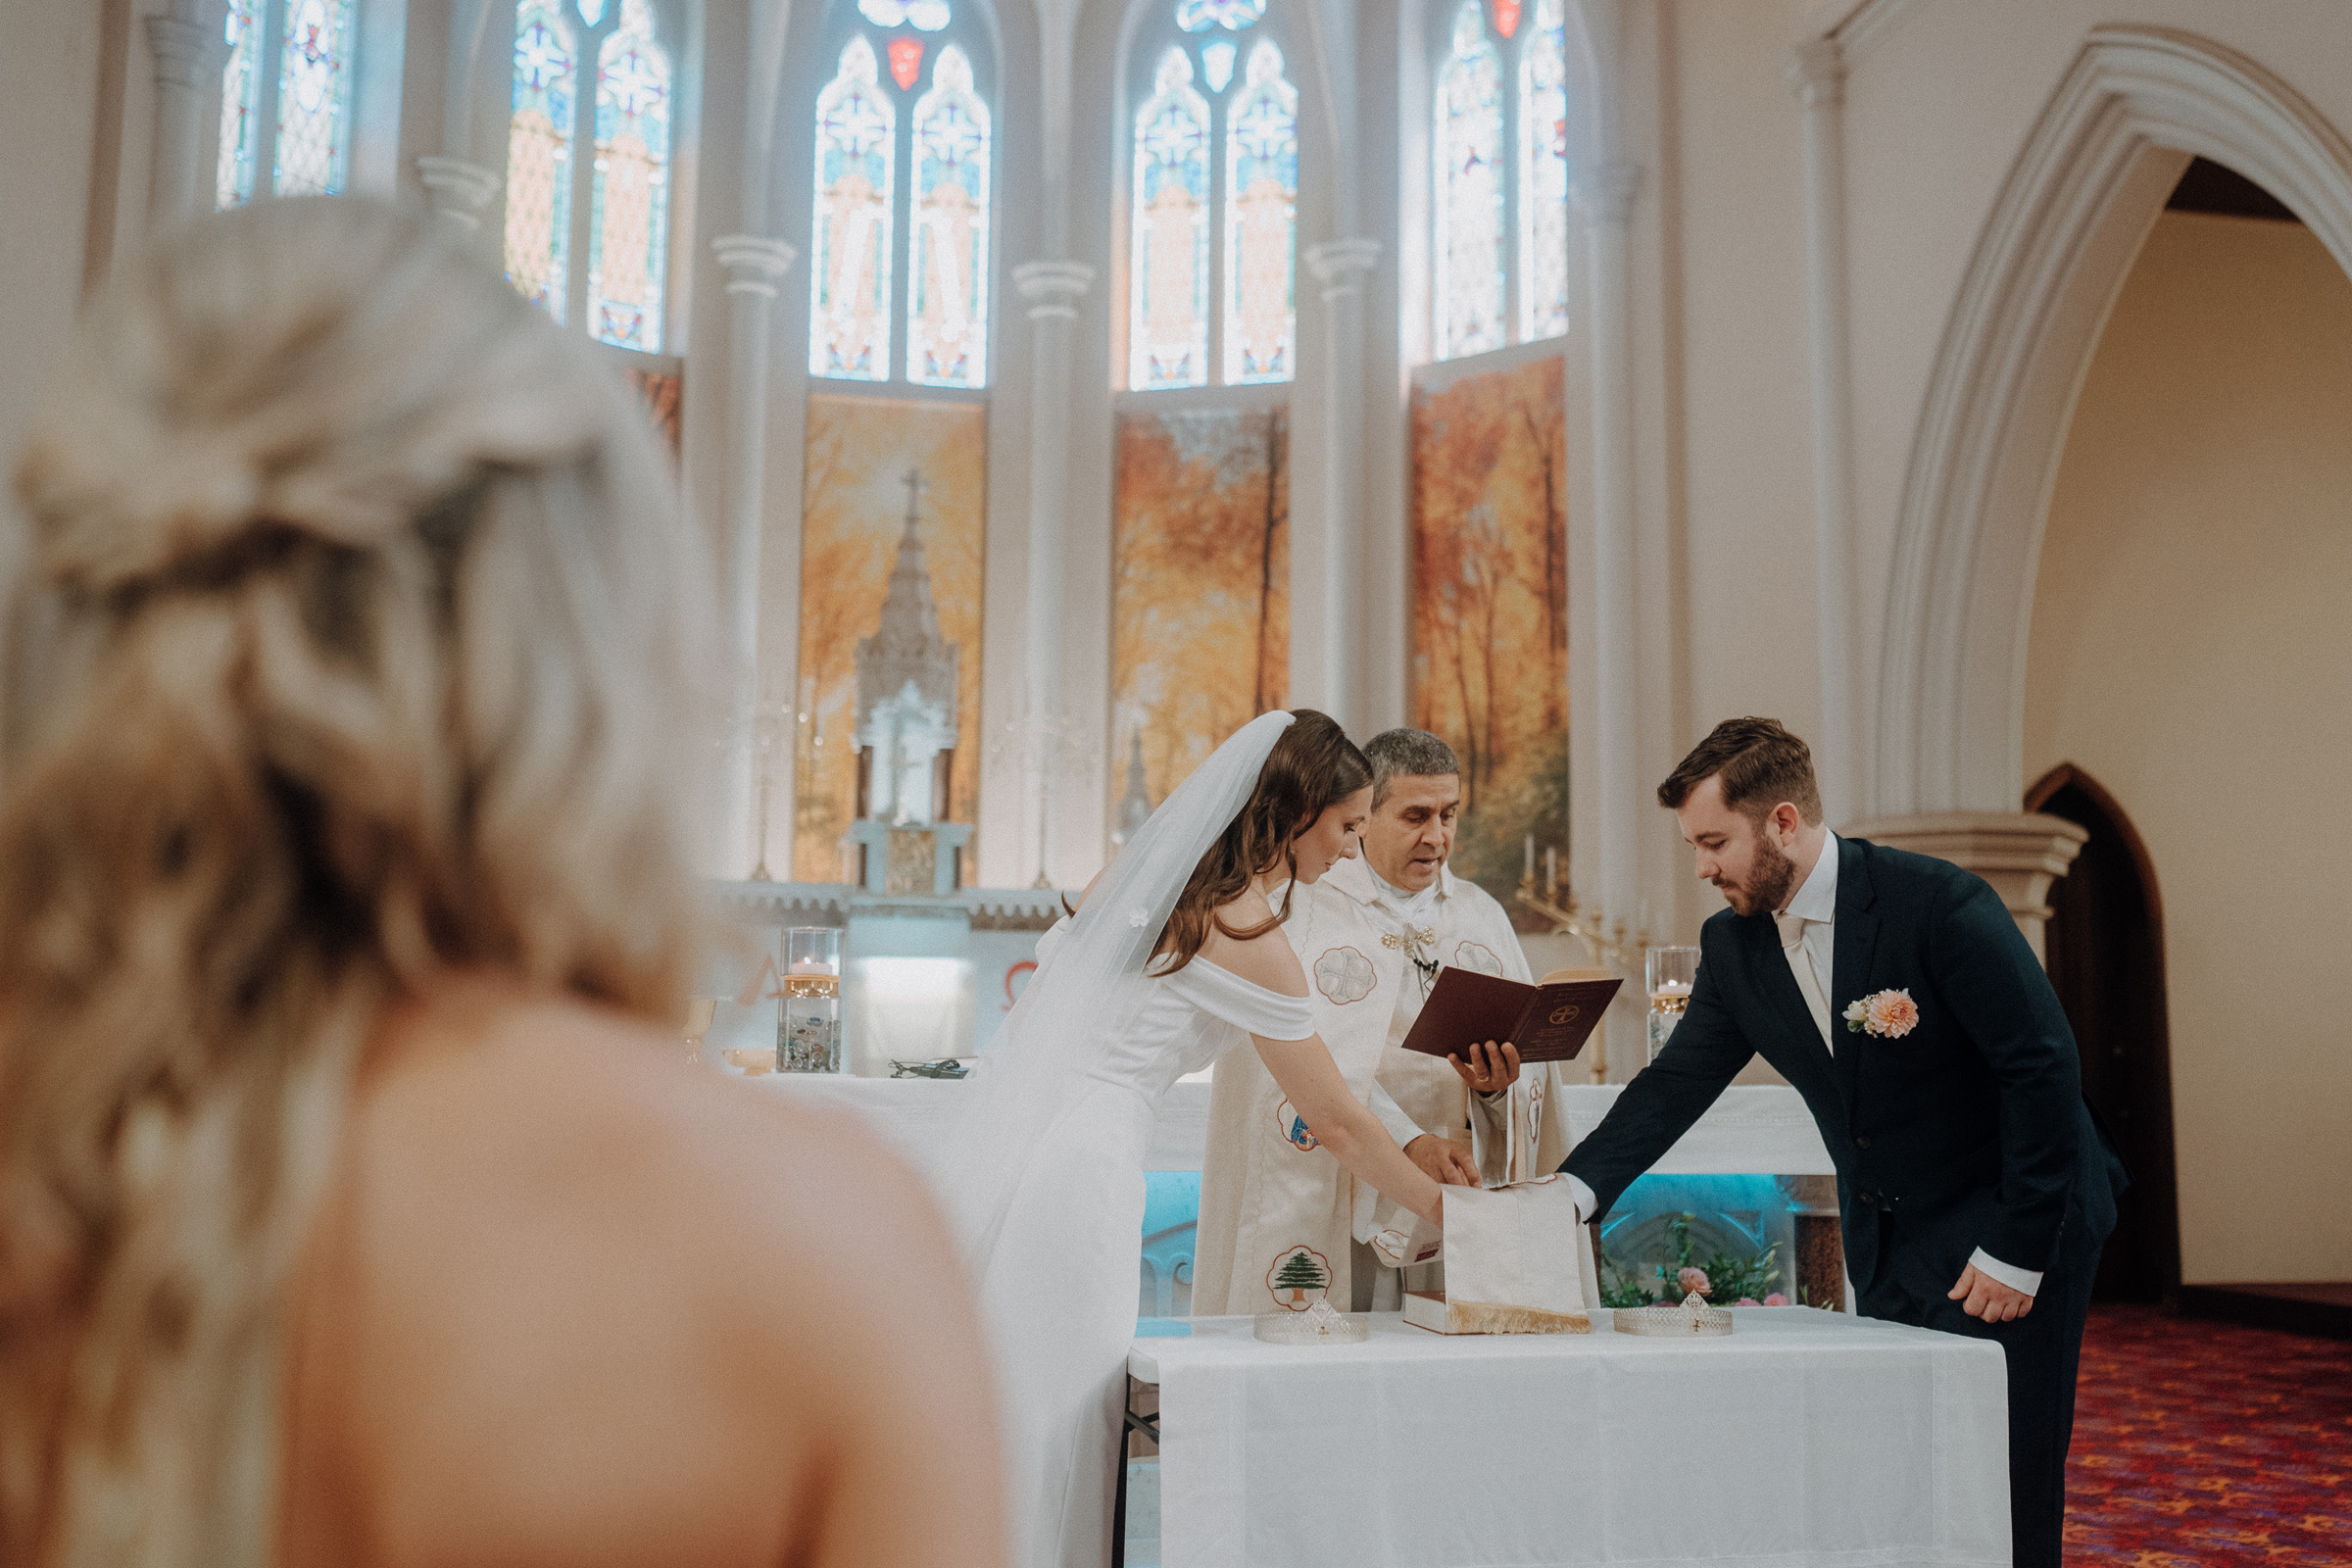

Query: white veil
939;710;1297;1269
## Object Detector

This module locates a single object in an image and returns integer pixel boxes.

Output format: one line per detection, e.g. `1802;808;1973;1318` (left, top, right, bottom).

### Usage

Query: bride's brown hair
0;200;712;1564
1152;710;1369;973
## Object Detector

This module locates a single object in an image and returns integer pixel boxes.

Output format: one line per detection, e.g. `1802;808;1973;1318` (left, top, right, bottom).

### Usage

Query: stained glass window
908;46;992;387
217;0;263;208
858;0;952;28
1131;48;1211;391
1517;0;1569;341
1175;0;1265;32
587;0;671;351
1434;1;1505;360
1222;40;1296;385
274;0;357;197
505;2;576;321
810;36;897;381
1200;38;1237;92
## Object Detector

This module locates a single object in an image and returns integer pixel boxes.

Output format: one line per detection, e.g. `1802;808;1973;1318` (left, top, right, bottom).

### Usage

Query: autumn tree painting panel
1409;355;1567;916
794;395;986;881
1110;407;1290;820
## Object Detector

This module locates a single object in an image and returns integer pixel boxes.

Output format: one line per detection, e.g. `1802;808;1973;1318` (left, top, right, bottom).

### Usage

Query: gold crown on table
1613;1291;1736;1337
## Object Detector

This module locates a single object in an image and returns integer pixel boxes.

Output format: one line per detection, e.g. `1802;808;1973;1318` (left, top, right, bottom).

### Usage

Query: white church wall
2023;210;2352;1287
1817;1;2352;814
1659;0;1815;758
0;1;109;571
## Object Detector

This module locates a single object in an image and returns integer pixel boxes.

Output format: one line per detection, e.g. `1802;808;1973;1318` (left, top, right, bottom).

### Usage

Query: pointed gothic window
1131;48;1212;390
1125;0;1297;391
1517;0;1569;341
908;44;992;387
810;35;898;381
216;0;359;207
274;0;359;195
218;0;264;207
588;0;672;350
806;0;996;389
501;0;676;351
1222;40;1296;385
505;2;576;319
1435;1;1505;360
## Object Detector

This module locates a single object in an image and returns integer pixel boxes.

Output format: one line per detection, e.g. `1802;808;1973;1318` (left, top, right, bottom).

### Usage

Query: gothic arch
1876;25;2352;814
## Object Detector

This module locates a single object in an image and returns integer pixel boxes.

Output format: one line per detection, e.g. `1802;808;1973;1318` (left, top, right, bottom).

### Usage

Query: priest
1192;729;1574;1315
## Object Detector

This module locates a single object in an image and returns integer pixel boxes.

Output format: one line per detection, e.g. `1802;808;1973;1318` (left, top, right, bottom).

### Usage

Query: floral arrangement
1599;1212;1784;1309
1843;988;1920;1039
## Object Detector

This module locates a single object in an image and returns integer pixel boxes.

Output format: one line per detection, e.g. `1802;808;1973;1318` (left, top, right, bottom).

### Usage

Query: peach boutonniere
1843;988;1920;1039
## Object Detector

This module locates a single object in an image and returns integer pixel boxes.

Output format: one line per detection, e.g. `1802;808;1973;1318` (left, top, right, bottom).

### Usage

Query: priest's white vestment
1191;857;1575;1316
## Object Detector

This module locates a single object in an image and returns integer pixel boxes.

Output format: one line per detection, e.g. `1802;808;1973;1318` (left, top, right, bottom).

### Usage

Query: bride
943;710;1454;1567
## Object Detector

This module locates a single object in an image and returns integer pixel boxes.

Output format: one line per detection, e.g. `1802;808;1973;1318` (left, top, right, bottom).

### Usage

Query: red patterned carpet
2068;1304;2351;1564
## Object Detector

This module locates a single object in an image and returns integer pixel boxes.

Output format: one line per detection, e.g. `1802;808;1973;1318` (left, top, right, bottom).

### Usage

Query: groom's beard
1718;831;1799;917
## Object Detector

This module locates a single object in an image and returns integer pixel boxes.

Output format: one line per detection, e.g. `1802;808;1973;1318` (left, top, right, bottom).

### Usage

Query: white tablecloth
753;1077;1836;1179
1133;1308;2009;1568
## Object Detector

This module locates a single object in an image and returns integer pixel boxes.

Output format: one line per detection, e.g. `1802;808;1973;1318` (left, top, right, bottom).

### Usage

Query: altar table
1129;1307;2010;1568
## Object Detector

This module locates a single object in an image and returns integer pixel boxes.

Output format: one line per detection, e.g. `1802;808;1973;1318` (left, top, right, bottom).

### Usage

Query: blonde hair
0;198;715;1565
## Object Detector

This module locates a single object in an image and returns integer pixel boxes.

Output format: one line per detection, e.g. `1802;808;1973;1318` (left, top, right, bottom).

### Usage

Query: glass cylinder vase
779;927;843;1073
1645;945;1698;1063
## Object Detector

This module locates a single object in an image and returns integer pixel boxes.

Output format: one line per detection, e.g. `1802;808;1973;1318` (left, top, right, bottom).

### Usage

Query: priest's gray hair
1363;728;1460;807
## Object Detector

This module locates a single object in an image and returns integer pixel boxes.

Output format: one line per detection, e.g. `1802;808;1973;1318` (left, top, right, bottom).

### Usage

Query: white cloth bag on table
1426;1176;1598;1332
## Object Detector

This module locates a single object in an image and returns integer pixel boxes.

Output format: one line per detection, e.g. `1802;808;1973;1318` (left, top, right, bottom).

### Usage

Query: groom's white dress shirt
1563;832;2041;1298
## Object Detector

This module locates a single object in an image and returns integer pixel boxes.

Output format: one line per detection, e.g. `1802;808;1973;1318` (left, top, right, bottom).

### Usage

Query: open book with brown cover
1396;968;1623;1064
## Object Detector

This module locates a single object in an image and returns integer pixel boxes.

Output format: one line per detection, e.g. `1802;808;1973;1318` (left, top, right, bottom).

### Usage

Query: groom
1561;718;2125;1568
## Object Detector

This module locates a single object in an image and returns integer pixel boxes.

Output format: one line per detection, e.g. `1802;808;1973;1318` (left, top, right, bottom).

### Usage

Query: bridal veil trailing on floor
940;710;1312;1568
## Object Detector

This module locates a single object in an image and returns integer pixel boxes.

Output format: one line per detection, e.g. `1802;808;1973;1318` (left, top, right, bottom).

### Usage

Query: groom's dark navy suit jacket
1564;836;2125;1302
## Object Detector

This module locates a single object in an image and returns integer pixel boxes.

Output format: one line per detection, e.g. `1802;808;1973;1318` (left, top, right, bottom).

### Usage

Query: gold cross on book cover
1397;968;1623;1063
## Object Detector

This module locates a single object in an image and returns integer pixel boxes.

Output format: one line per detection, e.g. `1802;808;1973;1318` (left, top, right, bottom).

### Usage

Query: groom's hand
1404;1134;1481;1186
1948;1263;2034;1323
1448;1040;1522;1093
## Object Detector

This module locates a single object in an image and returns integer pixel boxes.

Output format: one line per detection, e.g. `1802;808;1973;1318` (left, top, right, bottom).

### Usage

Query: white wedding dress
940;711;1306;1568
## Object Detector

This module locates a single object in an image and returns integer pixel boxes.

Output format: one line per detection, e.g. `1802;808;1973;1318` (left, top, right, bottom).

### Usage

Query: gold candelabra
1514;858;1649;1084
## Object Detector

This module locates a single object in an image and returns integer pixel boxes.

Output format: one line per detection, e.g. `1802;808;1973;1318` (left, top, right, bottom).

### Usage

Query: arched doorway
2026;763;2180;1302
1874;24;2352;816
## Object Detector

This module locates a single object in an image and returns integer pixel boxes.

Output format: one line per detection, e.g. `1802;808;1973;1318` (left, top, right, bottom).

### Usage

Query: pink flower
1677;1266;1711;1297
1737;1297;1760;1307
1863;989;1920;1038
1764;1292;1788;1306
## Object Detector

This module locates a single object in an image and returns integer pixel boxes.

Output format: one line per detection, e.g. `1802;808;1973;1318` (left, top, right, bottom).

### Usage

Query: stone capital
1013;260;1095;320
1573;161;1643;224
1785;34;1845;108
146;12;224;89
1839;810;2088;962
1304;237;1381;300
416;157;503;229
713;234;800;297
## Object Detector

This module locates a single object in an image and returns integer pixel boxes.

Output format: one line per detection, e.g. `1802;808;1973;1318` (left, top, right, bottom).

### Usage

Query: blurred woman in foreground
0;199;1002;1568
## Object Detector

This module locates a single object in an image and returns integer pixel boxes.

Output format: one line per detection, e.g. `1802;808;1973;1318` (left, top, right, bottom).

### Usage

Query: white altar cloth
753;1077;1835;1180
1133;1307;2010;1568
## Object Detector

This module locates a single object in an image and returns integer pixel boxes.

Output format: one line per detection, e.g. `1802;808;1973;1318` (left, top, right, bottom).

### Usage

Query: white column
416;157;503;234
1787;35;1860;824
712;234;800;877
146;1;226;226
1303;238;1380;735
1578;160;1643;925
1011;259;1093;883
